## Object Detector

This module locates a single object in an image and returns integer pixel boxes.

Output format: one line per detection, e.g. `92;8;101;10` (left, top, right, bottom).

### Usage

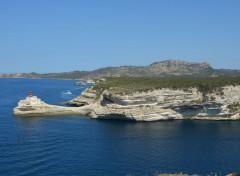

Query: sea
0;78;240;176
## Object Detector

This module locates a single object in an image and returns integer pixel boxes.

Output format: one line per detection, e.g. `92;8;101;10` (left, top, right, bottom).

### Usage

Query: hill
1;59;240;79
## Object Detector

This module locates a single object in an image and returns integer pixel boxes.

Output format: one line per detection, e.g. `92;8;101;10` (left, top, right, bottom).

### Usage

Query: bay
0;78;240;176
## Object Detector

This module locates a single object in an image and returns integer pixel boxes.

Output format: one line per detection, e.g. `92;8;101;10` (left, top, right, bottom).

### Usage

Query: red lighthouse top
29;91;32;97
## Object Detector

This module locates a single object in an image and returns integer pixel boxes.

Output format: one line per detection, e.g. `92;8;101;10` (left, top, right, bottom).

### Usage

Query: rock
75;81;86;86
65;85;240;121
14;96;100;117
14;85;240;121
86;79;95;84
14;96;80;116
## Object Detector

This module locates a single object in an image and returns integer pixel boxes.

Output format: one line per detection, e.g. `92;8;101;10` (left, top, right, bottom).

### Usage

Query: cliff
64;85;240;121
14;96;85;116
14;78;240;121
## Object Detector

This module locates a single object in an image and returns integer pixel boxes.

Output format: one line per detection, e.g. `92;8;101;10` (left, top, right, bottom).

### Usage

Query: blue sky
0;0;240;73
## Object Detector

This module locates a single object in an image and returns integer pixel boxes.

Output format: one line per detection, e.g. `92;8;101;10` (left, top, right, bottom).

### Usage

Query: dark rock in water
75;81;86;86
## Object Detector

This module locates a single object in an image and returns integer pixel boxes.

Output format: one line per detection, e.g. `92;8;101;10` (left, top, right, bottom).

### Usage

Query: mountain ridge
1;59;240;79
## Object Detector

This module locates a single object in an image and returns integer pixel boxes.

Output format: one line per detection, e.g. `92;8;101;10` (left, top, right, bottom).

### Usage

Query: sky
0;0;240;73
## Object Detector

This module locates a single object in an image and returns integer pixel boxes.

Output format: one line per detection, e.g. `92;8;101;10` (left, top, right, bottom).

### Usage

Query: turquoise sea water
0;78;240;176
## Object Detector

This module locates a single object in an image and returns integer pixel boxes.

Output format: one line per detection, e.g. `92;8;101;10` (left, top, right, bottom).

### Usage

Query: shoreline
13;83;240;121
14;93;240;122
0;77;83;81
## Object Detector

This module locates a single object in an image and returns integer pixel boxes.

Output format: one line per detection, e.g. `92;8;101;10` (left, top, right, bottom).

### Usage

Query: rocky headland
14;96;83;116
14;77;240;121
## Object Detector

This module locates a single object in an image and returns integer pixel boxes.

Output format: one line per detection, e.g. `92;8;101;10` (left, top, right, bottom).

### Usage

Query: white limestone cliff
14;85;240;121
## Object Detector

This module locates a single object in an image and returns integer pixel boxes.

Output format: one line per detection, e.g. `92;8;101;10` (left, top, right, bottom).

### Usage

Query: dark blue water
1;78;240;176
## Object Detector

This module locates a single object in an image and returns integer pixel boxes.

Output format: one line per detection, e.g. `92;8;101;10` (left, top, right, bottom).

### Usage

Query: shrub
227;102;240;113
210;96;216;101
92;77;240;95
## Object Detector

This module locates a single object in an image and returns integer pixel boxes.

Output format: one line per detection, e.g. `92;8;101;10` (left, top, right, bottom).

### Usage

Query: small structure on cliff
18;96;43;107
14;92;86;117
17;92;45;108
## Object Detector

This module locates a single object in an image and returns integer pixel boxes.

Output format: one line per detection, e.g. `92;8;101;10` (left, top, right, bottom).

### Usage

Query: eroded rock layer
62;85;240;121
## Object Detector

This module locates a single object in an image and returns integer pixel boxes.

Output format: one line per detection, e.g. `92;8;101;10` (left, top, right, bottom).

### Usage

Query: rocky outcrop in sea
75;81;86;86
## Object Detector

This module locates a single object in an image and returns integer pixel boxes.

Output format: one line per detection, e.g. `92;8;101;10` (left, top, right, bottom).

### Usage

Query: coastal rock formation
75;81;86;86
65;85;240;121
14;85;240;121
14;96;86;116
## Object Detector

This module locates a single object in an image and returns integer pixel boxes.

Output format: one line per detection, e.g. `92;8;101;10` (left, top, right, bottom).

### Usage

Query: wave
63;91;72;95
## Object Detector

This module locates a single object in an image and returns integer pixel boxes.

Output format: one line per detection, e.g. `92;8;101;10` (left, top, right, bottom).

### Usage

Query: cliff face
14;96;87;116
65;85;240;121
14;85;240;121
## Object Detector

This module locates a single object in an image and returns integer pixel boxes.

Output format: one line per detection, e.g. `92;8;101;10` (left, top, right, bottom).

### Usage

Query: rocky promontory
64;85;240;121
14;96;84;116
14;77;240;121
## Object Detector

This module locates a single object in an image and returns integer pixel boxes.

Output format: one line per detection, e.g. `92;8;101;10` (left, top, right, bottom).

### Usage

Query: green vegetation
210;95;216;101
227;102;240;113
92;77;240;95
2;60;240;80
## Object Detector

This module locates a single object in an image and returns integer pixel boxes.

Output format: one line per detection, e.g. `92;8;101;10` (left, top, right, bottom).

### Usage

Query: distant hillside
1;59;240;79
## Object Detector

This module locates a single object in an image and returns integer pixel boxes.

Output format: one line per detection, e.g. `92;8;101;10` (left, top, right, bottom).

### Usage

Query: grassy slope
92;77;240;94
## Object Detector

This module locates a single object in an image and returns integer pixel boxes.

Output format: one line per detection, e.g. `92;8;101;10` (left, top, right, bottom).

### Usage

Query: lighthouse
17;91;42;108
25;91;37;102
